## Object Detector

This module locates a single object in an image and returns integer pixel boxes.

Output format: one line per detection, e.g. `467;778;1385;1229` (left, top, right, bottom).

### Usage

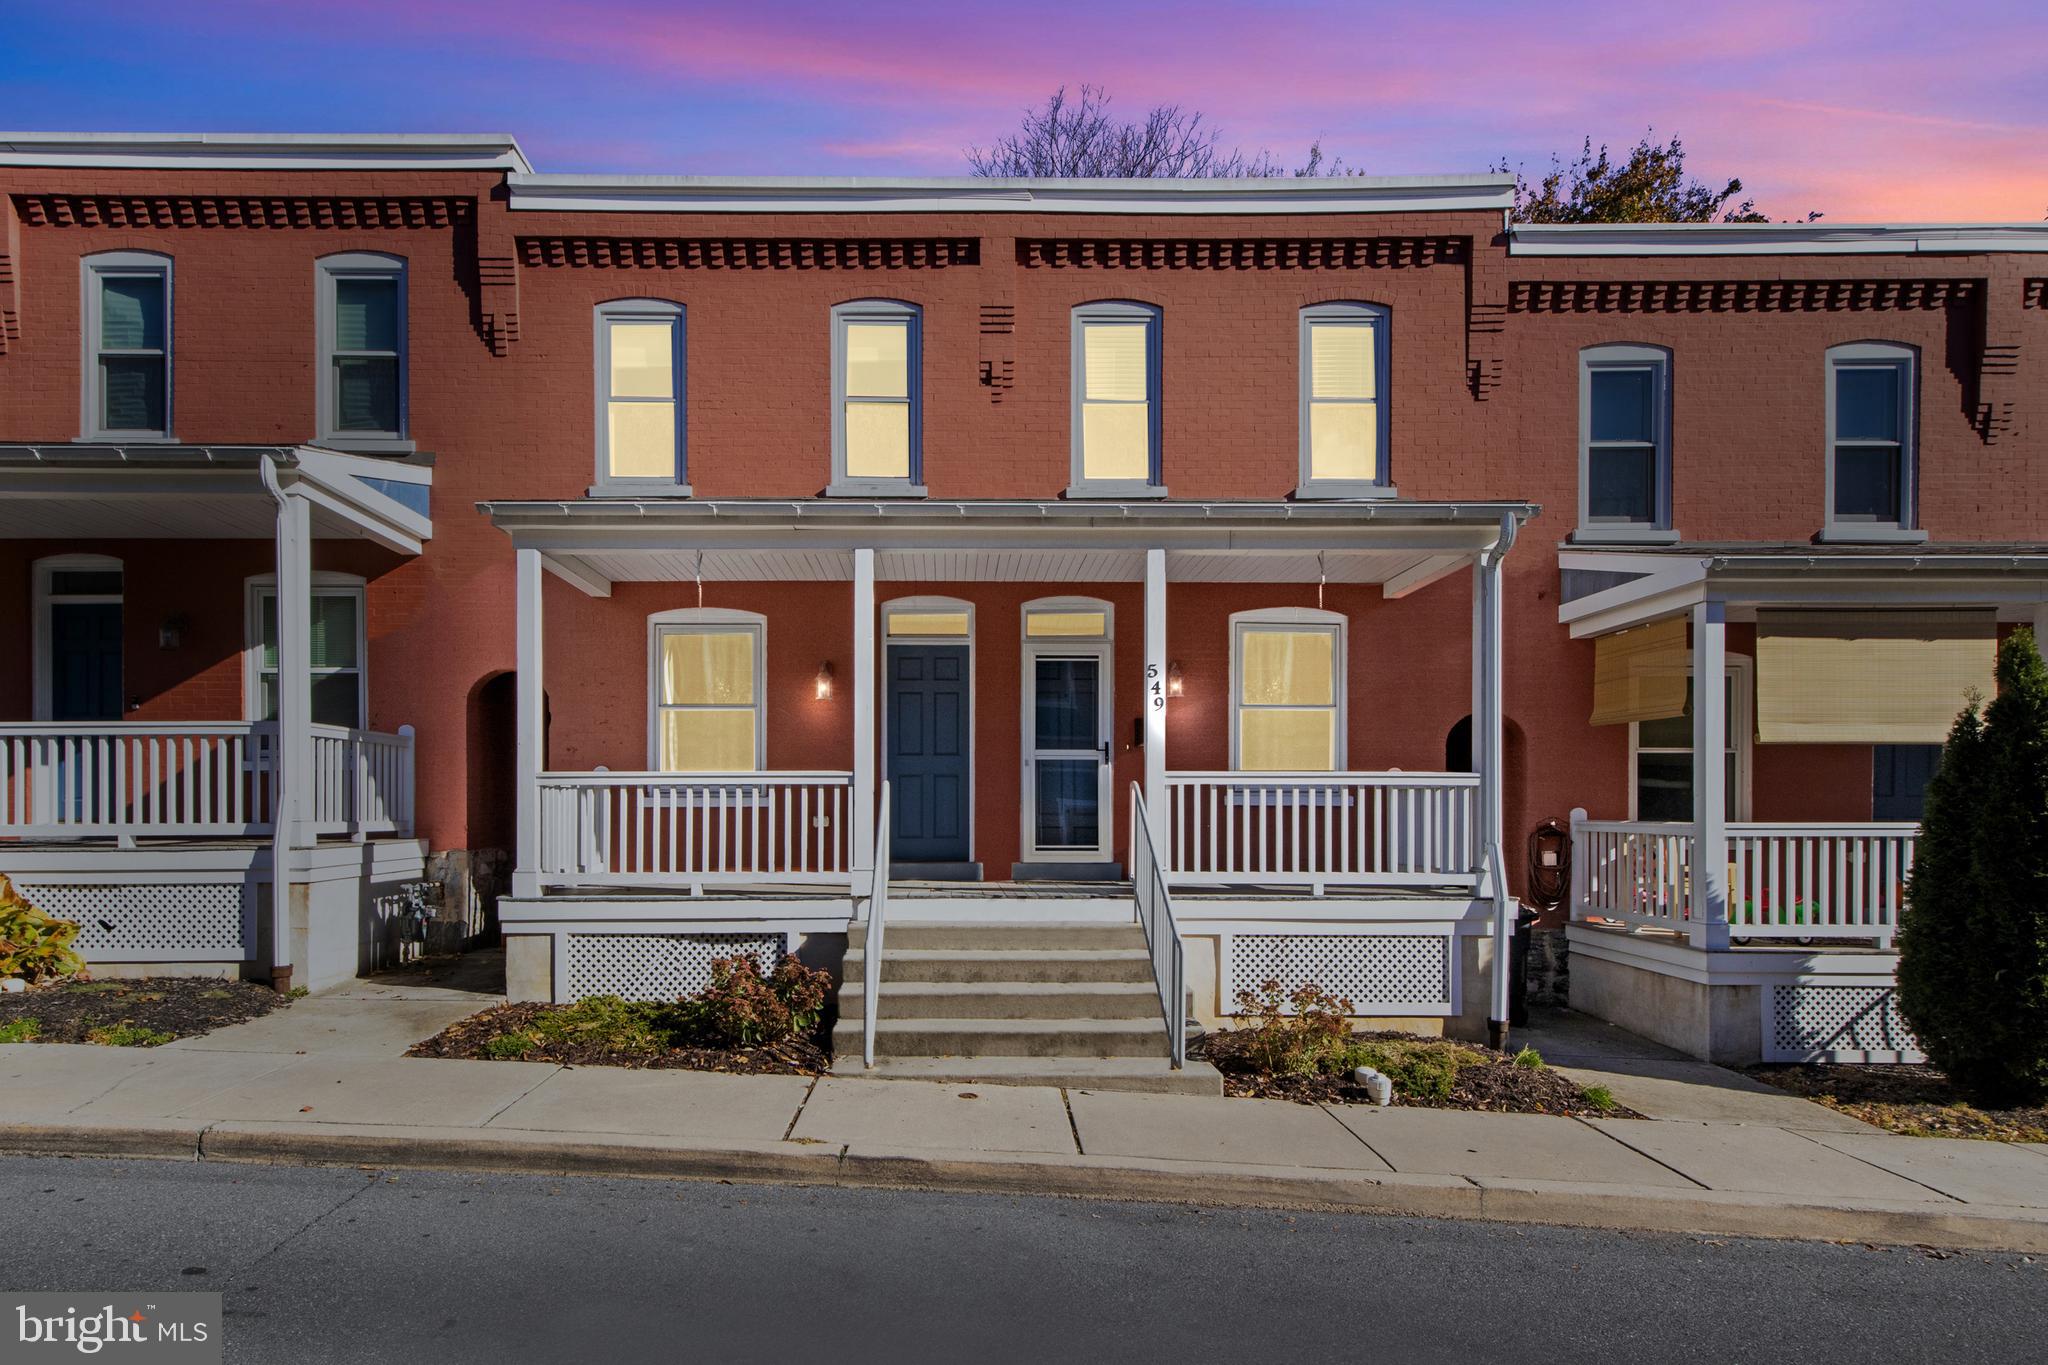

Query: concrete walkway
5;986;2048;1251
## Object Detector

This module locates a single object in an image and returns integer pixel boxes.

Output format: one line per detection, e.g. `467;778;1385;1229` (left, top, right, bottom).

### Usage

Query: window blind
1589;616;1688;726
1756;610;1994;744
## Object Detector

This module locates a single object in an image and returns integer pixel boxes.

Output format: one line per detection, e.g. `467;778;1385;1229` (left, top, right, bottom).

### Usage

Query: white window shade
1236;626;1340;772
1590;616;1688;726
656;627;761;771
1756;611;1994;744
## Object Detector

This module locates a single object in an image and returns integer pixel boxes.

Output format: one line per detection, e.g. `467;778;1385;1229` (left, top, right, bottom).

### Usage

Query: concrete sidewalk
7;1024;2048;1251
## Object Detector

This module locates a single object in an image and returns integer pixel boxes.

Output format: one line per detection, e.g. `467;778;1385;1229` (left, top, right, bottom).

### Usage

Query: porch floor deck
524;879;1478;903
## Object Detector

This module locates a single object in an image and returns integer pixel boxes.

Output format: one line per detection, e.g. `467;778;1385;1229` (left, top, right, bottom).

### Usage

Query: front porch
0;445;432;989
1556;543;2048;1064
484;496;1529;1047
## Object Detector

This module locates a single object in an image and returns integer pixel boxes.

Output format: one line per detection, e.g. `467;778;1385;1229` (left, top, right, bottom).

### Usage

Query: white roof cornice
0;132;532;174
1510;222;2048;257
505;173;1516;216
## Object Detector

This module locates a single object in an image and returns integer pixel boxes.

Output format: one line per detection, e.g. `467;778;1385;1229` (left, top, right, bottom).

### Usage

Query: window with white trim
1071;301;1162;495
1826;342;1916;535
650;611;764;772
247;577;367;729
595;299;686;492
831;300;921;493
317;253;408;449
1298;302;1389;495
1230;610;1345;772
81;251;172;439
1630;660;1752;821
1579;344;1673;539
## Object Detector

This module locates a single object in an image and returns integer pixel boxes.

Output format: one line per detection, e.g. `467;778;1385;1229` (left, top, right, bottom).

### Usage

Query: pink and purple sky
8;0;2046;220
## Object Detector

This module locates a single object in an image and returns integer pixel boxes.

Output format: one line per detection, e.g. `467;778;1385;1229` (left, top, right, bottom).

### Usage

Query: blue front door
888;645;970;864
51;601;122;721
1873;744;1942;821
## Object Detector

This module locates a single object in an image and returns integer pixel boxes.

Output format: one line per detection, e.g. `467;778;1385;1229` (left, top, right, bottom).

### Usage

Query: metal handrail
1129;782;1186;1069
861;782;891;1070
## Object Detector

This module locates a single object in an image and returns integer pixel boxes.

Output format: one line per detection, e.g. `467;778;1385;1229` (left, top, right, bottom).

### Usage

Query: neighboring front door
888;645;970;865
1873;743;1943;821
1024;647;1112;863
50;602;122;721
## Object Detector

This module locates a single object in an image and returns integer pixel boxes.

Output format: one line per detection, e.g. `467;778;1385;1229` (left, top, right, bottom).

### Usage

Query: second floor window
1827;342;1916;533
595;300;686;491
831;300;921;493
1299;302;1389;494
82;251;172;439
317;254;407;449
1579;344;1672;539
1071;301;1162;495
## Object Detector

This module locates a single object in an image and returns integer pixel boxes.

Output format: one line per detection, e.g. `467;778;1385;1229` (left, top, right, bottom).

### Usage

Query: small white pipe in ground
1352;1066;1393;1107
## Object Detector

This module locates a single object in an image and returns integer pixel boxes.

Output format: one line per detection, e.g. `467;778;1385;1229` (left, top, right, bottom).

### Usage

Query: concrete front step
842;947;1155;985
849;921;1146;952
828;1055;1225;1096
830;1016;1171;1059
839;979;1161;1021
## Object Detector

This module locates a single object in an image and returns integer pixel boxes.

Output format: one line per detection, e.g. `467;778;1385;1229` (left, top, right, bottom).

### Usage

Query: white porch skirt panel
563;931;787;1003
12;878;252;963
1225;931;1455;1016
1763;980;1925;1064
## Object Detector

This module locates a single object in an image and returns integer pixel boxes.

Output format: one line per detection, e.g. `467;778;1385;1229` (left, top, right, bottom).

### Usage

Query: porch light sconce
1166;661;1185;698
814;661;835;700
158;614;189;650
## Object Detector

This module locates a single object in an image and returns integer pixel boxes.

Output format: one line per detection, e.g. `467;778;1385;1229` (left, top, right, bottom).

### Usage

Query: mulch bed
0;977;285;1045
407;1002;831;1077
1199;1028;1640;1118
1747;1063;2048;1143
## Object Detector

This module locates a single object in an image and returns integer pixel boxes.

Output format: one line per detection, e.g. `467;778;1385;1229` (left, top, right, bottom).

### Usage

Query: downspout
1484;511;1519;1051
258;453;295;993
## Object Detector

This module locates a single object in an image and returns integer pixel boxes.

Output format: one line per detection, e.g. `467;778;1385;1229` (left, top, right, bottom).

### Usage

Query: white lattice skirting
1764;982;1925;1064
13;879;252;963
1226;932;1455;1015
563;932;787;1002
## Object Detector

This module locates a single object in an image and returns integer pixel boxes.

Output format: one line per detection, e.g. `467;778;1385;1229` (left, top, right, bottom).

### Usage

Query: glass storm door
1026;647;1112;862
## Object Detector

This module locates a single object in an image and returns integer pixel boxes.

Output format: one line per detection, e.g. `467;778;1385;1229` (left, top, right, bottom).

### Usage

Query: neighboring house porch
483;497;1533;1083
1556;545;2048;1065
0;445;430;991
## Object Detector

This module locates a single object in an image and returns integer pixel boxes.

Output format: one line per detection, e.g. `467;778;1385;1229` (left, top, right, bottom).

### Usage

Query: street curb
7;1118;2048;1251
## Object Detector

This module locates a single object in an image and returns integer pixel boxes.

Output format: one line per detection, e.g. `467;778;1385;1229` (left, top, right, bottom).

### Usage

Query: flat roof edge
0;132;533;174
1510;222;2048;257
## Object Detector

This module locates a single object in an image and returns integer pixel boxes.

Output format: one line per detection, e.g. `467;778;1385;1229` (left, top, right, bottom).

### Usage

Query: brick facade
3;152;2043;889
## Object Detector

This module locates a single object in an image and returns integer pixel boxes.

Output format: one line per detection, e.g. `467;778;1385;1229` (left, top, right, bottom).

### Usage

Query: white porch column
1470;555;1505;858
513;547;545;899
269;487;313;988
2033;603;2048;664
1690;599;1731;950
1143;547;1168;855
851;547;877;880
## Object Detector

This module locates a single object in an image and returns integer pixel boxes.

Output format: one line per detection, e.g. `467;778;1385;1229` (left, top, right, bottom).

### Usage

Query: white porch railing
1130;783;1186;1068
537;771;855;889
0;722;414;841
1572;815;1917;945
1161;771;1481;890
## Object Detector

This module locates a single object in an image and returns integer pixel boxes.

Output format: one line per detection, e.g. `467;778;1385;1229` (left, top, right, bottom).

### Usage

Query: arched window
1298;302;1390;496
1229;607;1347;772
647;608;764;771
830;299;922;494
80;251;172;440
595;298;687;492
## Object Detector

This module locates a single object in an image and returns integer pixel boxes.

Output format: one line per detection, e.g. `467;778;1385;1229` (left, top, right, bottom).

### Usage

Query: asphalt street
5;1155;2044;1363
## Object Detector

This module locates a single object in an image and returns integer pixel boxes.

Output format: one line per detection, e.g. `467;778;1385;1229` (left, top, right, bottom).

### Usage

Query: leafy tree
1496;134;1818;224
1898;630;2048;1106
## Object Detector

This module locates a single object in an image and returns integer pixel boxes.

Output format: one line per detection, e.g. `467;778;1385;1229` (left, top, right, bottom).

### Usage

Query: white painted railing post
397;724;416;837
1143;547;1168;857
1568;807;1589;918
851;546;877;882
1690;600;1730;950
513;547;545;899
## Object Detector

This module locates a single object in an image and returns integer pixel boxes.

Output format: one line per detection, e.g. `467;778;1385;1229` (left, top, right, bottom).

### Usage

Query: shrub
0;876;85;984
1228;980;1355;1075
0;1018;41;1044
1581;1084;1617;1112
1335;1036;1487;1102
529;995;674;1053
1513;1046;1546;1070
694;953;833;1047
1898;630;2048;1107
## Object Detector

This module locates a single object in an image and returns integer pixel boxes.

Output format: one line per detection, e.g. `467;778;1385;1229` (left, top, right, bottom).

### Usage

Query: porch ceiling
0;445;432;553
481;497;1537;598
1558;544;2048;638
